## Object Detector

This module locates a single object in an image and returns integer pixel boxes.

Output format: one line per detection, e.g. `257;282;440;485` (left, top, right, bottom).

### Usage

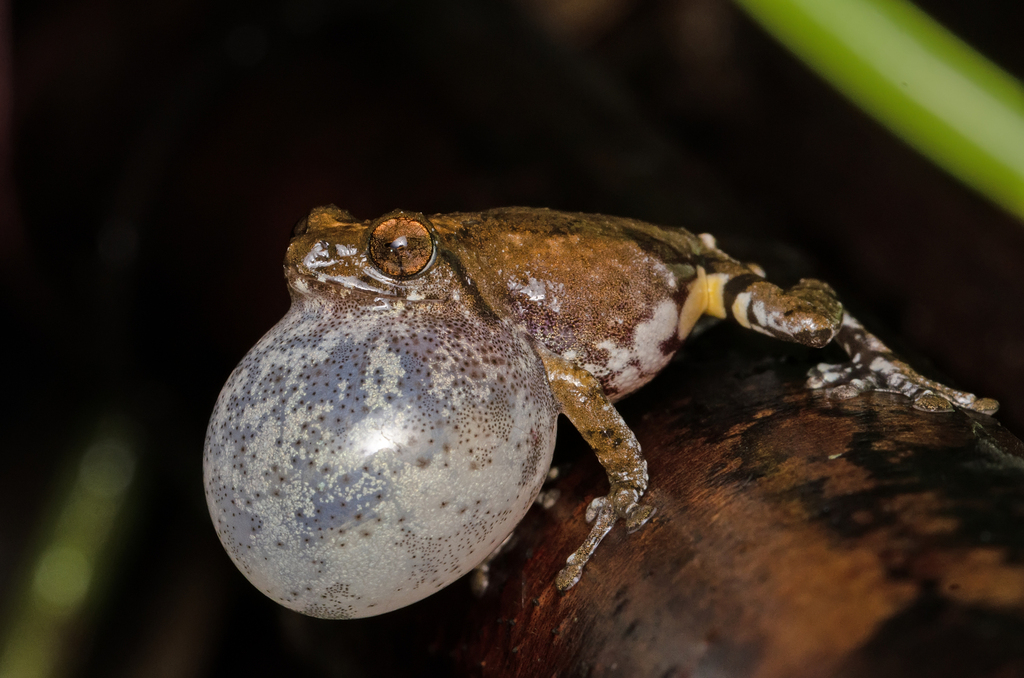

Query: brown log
283;329;1024;677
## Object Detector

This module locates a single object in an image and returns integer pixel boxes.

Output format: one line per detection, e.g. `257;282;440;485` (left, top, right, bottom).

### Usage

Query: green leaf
734;0;1024;221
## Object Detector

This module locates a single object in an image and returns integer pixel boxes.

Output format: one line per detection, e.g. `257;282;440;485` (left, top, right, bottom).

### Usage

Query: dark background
1;0;1023;676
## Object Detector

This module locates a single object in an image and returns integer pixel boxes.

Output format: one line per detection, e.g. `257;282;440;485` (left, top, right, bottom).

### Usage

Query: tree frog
203;206;997;619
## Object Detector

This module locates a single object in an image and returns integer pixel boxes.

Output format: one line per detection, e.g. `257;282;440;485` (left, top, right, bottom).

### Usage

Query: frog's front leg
703;253;998;415
534;345;656;592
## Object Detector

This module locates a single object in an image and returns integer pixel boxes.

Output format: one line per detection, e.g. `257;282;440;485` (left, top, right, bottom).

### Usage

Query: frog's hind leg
700;250;998;415
807;313;999;415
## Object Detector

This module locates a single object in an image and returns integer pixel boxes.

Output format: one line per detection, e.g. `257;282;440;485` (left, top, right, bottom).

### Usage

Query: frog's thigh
703;258;843;348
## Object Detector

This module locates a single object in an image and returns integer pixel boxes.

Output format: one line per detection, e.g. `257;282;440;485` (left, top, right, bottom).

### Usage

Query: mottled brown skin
428;207;710;400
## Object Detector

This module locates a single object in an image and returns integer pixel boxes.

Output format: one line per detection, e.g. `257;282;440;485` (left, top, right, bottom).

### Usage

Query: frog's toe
556;498;617;592
555;559;584;593
625;504;656;534
912;392;956;413
830;382;866;400
938;392;999;415
556;487;655;592
972;397;1000;415
469;532;516;597
469;565;490;597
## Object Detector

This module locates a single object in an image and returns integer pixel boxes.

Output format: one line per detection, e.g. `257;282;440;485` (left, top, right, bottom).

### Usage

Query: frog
203;205;998;620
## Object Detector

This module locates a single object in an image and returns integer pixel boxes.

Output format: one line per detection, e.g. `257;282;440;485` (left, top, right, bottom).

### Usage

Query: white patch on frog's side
508;275;567;313
632;299;679;370
335;244;358;257
588;340;639;392
584;299;679;395
731;291;752;329
508;276;545;301
647;256;678;291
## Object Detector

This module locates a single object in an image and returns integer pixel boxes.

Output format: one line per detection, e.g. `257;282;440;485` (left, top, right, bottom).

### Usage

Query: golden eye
368;215;434;279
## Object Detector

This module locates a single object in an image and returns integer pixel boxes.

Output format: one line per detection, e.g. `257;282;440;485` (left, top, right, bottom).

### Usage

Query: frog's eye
292;216;310;237
368;216;435;279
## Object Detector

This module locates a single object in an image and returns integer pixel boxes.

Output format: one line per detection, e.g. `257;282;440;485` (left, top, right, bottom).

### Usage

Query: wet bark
287;328;1024;678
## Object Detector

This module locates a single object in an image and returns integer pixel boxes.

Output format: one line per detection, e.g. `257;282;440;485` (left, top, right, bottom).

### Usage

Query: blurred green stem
734;0;1024;222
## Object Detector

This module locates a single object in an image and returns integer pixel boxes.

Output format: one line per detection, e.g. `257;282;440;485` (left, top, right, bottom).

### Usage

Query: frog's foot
555;486;655;592
807;313;998;415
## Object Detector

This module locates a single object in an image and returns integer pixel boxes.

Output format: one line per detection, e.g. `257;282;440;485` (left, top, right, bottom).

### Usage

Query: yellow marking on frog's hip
704;272;731;320
731;291;752;329
677;266;709;339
